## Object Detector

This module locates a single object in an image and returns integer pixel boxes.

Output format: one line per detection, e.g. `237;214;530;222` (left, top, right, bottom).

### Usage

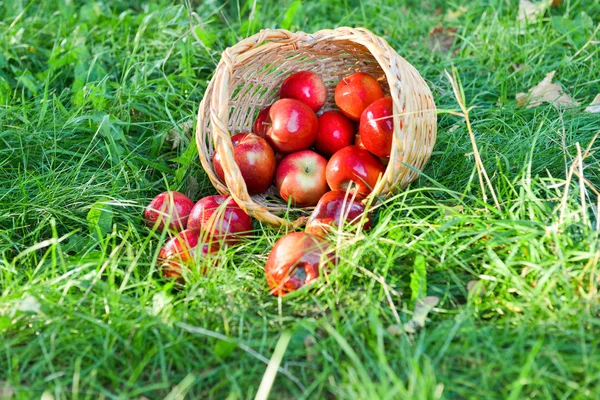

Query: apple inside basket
196;27;437;229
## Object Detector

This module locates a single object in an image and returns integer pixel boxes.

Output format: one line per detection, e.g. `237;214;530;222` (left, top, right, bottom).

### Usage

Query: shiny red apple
326;146;385;198
279;71;327;112
275;150;329;207
266;98;318;153
305;190;372;237
265;232;336;296
359;97;395;158
314;111;356;157
144;191;194;233
187;195;253;244
355;134;390;166
158;228;219;280
212;132;276;195
253;105;271;138
334;72;384;121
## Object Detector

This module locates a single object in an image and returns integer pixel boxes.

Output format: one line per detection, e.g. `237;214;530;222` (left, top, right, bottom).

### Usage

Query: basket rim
195;27;437;229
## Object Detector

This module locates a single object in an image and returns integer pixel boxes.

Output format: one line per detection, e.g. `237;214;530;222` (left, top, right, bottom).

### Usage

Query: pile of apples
146;70;396;295
216;70;395;206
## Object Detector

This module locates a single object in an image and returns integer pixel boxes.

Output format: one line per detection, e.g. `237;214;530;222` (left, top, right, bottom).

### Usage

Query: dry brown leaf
428;25;458;53
467;280;486;298
404;296;439;334
518;0;552;22
185;175;200;201
0;382;13;399
516;71;580;109
166;120;194;149
584;94;600;113
386;296;440;336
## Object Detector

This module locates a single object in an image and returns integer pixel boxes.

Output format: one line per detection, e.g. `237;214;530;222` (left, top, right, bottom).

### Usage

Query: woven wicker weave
196;27;437;228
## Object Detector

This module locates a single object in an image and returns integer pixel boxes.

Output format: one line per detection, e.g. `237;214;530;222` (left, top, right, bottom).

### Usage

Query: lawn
1;0;599;398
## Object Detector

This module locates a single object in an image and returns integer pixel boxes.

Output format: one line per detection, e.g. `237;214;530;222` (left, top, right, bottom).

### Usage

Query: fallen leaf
404;296;439;334
386;324;403;336
518;0;552;22
467;280;486;298
444;6;468;22
41;391;54;400
428;25;458;53
387;296;440;336
0;382;13;399
185;176;200;201
167;120;194;149
149;292;172;317
584;94;600;113
516;71;580;109
13;294;41;315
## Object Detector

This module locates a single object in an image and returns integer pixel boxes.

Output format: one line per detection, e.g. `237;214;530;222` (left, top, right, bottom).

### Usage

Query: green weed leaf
410;255;427;301
214;340;237;360
87;200;113;236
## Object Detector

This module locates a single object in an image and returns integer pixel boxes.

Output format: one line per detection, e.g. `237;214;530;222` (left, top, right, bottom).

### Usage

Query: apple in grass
265;232;336;296
334;72;384;120
266;98;318;153
359;97;396;158
305;190;372;237
187;195;253;245
212;132;276;195
314;111;356;157
144;191;194;233
158;229;219;280
279;71;327;112
253;105;271;138
326;146;385;198
275;150;329;207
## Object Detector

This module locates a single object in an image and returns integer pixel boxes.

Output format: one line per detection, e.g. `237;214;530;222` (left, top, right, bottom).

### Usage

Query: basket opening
226;39;390;142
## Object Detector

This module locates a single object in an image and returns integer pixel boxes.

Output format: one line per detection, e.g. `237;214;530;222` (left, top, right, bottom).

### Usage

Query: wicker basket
196;27;437;228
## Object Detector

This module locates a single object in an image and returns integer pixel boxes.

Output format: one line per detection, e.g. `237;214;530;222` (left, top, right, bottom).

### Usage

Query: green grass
1;0;600;398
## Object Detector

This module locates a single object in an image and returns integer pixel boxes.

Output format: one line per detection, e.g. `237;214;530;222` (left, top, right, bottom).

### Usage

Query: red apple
212;132;276;195
187;195;253;244
253;105;271;138
144;191;194;233
276;150;329;207
158;229;219;280
266;98;318;153
326;146;385;198
359;97;395;158
305;190;372;237
265;232;336;296
314;111;356;157
334;72;384;120
279;71;327;112
355;134;390;166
